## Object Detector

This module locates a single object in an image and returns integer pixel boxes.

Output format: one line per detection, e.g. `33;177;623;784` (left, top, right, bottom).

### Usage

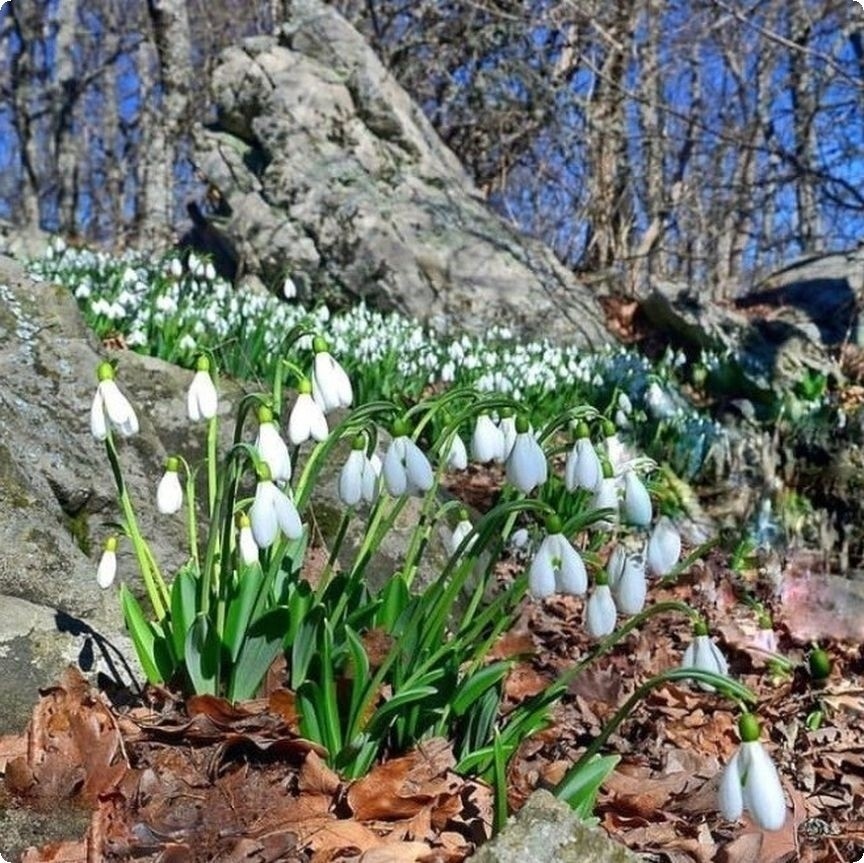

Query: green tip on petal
458;508;469;521
500;407;514;418
237;513;251;529
195;355;211;372
545;513;563;535
257;405;274;424
738;713;761;742
297;378;312;395
96;361;115;382
104;536;118;552
165;456;180;472
257;462;273;482
602;419;616;438
312;335;329;354
351;434;366;451
693;618;709;637
392;417;410;438
575;421;591;440
601;459;614;478
757;613;773;630
515;415;530;434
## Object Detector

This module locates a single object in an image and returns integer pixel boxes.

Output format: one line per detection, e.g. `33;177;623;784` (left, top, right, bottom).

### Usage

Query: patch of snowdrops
88;327;788;832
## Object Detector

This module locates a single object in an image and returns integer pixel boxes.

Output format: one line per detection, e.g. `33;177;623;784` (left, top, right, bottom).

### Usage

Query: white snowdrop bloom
126;330;146;347
447;511;475;557
645;380;676;419
499;414;518;460
255;407;291;483
602;423;627;475
339;438;379;506
91;297;111;316
471;413;504;464
646;517;681;576
607;544;628;590
622;470;652;527
96;537;118;589
204;261;216;281
237;513;259;565
311;337;353;413
169;256;184;278
719;715;787;831
505;417;547;494
509;527;530;549
590;474;620;529
249;475;302;548
564;429;601;492
614;553;647;615
187;357;219;422
282;276;297;299
90;362;139;440
288;379;329;445
178;333;196;353
681;619;729;691
617;392;633;416
529;520;588;598
75;284;91;300
443;430;468;471
155;293;176;314
156;457;183;514
383;422;434;496
586;579;617;638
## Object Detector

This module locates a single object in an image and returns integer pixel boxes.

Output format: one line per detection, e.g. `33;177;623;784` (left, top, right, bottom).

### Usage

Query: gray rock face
468;791;642;863
193;0;612;348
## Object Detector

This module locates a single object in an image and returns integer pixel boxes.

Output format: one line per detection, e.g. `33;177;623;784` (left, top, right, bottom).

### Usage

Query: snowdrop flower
255;406;291;483
753;614;778;654
719;714;787;831
506;416;548;494
283;276;297;299
90;361;139;440
442;430;468;471
586;573;617;638
622;470;652;527
590;466;619;530
681;619;729;691
156;456;183;514
614;552;647;615
311;336;353;413
447;509;475;557
383;419;434;496
606;544;627;590
509;527;530;550
529;516;588;598
169;256;183;278
602;420;627;475
565;425;602;492
187;356;218;422
499;411;518;461
249;467;303;548
288;378;329;445
471;413;505;464
339;436;380;506
647;517;681;576
96;536;118;589
645;380;675;419
237;513;259;565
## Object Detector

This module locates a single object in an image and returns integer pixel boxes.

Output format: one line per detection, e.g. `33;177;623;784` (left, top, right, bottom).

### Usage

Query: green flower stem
565;667;756;780
319;508;353;592
104;433;169;619
659;536;721;586
178;455;200;572
537;404;598;446
206;414;218;519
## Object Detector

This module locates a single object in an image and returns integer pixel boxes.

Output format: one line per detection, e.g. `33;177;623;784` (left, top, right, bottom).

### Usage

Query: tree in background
1;0;862;296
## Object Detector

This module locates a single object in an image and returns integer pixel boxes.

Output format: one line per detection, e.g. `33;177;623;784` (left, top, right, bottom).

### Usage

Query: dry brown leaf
359;841;433;862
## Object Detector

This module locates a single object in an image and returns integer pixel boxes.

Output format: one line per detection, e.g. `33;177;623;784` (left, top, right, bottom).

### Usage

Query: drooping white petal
96;549;117;589
615;553;647;614
443;432;468;470
273;487;303;539
718;750;744;821
256;422;292;483
683;633;729;691
250;481;279;548
312;352;353;413
239;524;259;565
607;544;627;590
187;370;218;421
361;453;380;502
529;539;557;598
448;519;474;557
506;433;547;494
404;438;434;492
553;534;588;595
586;584;617;638
339;449;366;506
622;470;652;526
499;416;518;461
590;477;620;529
383;437;409;496
740;741;787;831
156;470;183;514
565;438;601;492
90;390;108;441
100;379;137;432
288;392;329;445
471;414;504;464
647;517;681;576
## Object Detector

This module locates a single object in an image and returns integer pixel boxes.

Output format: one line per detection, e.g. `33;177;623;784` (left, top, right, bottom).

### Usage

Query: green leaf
169;565;198;663
554;754;620;820
365;677;443;737
224;567;265;663
376;573;409;630
185;614;220;695
451;661;511;717
227;605;291;701
290;605;323;690
120;584;169;684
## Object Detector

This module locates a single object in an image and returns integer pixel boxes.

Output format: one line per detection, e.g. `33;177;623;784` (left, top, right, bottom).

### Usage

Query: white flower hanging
718;714;787;831
565;429;601;492
156;456;183;515
681;619;729;691
529;517;587;598
288;378;329;445
311;336;353;413
90;361;139;440
586;576;617;638
255;406;292;483
237;513;259;565
443;431;468;471
96;536;118;589
383;420;434;496
505;416;547;494
339;437;380;506
646;517;681;576
187;356;218;422
249;471;302;548
621;470;652;527
614;552;647;615
471;413;505;464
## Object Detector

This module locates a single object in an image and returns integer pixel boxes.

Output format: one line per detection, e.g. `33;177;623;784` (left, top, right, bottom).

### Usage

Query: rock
193;0;612;348
468;790;641;863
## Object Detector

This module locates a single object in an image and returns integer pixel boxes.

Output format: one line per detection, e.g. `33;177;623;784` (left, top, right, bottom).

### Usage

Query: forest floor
1;470;862;863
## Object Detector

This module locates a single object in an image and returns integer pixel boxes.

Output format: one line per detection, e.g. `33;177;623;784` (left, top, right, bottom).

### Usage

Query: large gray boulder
193;0;612;348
